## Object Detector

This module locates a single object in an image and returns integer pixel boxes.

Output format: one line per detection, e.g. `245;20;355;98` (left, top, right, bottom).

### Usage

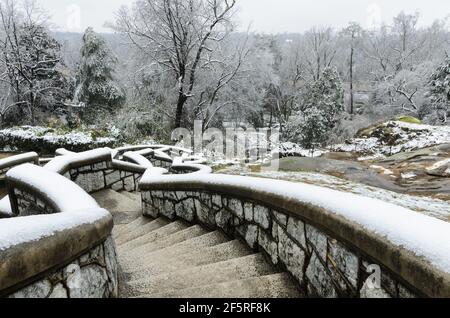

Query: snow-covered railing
170;157;212;175
122;151;153;168
55;148;75;156
145;144;193;157
44;148;111;174
0;152;39;177
112;144;192;160
0;164;117;298
112;144;195;170
46;148;151;193
139;174;450;298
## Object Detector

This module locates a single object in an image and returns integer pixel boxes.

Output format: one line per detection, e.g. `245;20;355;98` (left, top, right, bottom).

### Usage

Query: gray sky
40;0;450;33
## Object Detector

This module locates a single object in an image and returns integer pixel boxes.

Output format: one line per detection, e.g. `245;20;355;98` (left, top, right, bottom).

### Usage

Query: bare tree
0;0;67;124
392;12;426;72
113;0;238;129
342;22;363;115
302;27;337;81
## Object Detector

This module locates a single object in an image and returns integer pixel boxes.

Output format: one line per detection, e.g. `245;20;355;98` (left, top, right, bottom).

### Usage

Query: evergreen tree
302;67;345;129
429;54;450;123
299;107;329;151
284;67;344;148
74;27;124;119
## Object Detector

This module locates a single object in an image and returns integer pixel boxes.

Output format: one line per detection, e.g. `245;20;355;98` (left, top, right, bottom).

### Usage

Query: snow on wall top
0;152;39;170
0;208;109;251
123;151;153;168
170;157;213;175
140;173;450;274
44;148;112;173
0;197;12;216
6;163;100;212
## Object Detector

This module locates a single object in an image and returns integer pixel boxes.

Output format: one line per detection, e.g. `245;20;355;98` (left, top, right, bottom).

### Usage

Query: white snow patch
6;163;99;212
370;165;394;175
249;170;450;221
427;159;450;172
401;172;417;179
0;152;38;170
44;148;111;173
0;126;117;151
0;197;12;216
123;152;153;168
332;121;450;155
0;208;109;251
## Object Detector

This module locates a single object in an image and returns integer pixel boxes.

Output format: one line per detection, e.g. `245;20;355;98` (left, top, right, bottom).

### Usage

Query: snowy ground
220;166;450;222
330;121;450;158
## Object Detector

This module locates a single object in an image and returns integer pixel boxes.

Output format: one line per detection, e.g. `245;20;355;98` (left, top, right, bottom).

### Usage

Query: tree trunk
350;46;354;115
174;93;188;129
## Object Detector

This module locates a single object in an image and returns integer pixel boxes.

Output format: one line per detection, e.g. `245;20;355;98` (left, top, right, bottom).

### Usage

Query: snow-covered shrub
0;126;119;154
428;54;450;124
284;67;345;148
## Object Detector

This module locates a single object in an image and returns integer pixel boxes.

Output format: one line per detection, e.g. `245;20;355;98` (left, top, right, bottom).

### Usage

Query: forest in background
0;0;449;149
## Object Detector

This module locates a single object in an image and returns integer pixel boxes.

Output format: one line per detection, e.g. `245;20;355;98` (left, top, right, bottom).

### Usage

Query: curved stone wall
139;173;450;298
0;164;117;298
0;145;190;297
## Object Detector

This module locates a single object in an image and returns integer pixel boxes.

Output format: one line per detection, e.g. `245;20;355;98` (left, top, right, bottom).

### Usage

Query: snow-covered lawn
239;170;450;222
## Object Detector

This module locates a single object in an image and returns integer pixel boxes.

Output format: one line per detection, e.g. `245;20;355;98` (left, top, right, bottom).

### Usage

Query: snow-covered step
118;191;141;203
91;189;141;224
93;187;301;298
115;217;170;246
127;239;252;280
113;215;154;238
119;225;209;269
126;253;277;296
123;230;232;276
147;273;302;298
117;220;189;250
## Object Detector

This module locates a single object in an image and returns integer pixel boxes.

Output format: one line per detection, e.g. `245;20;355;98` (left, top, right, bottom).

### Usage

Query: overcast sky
39;0;450;34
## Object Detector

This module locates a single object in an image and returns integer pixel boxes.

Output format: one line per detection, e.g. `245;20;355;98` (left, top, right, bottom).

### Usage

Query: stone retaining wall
142;189;419;298
148;157;172;169
60;160;142;193
10;187;55;216
8;236;118;298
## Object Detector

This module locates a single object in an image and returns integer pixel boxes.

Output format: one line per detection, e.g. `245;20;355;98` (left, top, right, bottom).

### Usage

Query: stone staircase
92;189;301;298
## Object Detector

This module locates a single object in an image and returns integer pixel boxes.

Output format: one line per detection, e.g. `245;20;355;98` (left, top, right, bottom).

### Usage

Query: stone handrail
44;148;112;174
111;144;192;160
0;164;116;297
139;173;450;298
122;151;153;168
0;152;39;175
170;157;213;175
0;153;40;218
0;148;150;217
